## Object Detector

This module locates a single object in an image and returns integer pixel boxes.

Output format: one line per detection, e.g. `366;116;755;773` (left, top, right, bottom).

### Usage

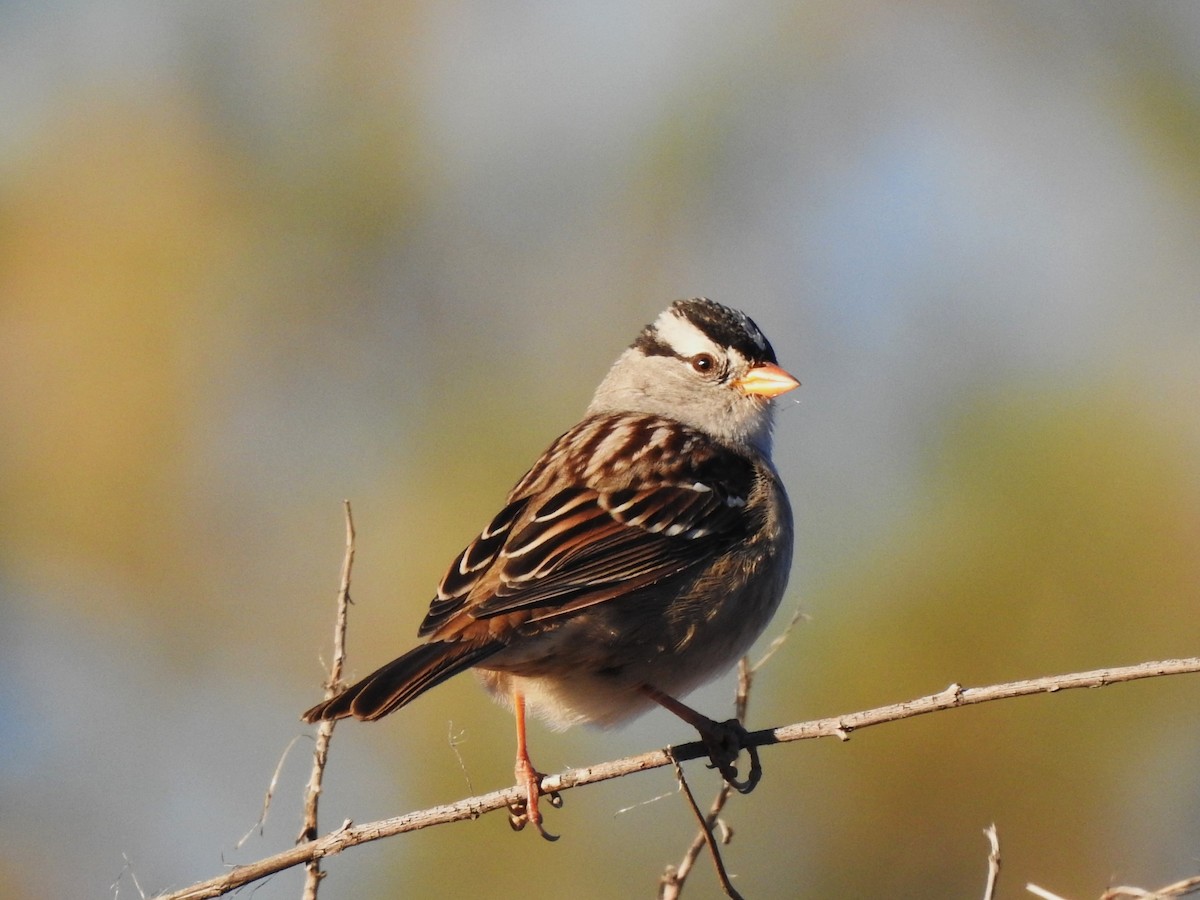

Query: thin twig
1027;886;1070;900
235;735;302;850
153;656;1200;900
735;653;752;723
299;501;356;900
447;722;475;795
661;605;808;897
665;753;743;900
662;651;759;898
1028;866;1200;898
660;779;735;900
1100;874;1200;898
111;853;147;900
982;824;1001;900
750;604;806;675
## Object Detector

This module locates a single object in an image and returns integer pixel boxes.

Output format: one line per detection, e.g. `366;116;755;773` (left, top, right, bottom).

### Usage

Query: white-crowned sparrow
303;298;798;838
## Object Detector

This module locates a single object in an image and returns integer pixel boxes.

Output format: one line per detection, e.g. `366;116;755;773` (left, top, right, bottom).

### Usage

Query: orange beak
735;362;800;398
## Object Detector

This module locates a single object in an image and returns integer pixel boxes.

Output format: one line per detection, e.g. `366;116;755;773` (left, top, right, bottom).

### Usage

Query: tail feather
301;640;499;723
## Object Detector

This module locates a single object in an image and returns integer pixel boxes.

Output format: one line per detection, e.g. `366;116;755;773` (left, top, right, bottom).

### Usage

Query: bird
302;297;799;839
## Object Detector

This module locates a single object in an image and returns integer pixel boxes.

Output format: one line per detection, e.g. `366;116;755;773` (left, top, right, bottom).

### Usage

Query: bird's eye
689;353;718;375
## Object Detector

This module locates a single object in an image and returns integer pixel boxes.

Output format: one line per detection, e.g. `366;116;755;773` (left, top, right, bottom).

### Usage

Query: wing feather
419;413;758;641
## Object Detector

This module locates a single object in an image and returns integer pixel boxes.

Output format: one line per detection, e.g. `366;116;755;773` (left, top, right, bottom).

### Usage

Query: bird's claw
700;718;762;794
507;775;561;841
507;799;529;831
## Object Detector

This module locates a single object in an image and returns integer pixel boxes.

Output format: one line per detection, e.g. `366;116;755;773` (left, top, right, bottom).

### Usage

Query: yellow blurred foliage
0;94;245;596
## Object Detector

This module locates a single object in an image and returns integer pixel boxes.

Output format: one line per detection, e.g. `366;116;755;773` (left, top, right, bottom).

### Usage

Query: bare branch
659;775;735;900
982;824;1000;900
661;644;766;897
1099;874;1200;898
766;659;1200;747
299;501;356;899
663;753;743;900
152;656;1200;900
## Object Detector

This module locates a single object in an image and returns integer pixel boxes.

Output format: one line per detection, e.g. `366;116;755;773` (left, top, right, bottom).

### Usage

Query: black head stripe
632;325;675;358
669;298;777;365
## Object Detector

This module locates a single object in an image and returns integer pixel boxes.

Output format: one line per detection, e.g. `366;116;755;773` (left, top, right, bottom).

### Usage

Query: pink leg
509;689;559;840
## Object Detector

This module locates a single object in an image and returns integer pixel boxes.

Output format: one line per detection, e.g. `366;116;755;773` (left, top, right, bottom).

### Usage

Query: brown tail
301;640;499;723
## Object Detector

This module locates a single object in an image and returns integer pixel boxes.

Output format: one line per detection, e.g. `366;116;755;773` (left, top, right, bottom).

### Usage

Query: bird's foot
508;756;561;841
640;685;764;793
697;717;762;794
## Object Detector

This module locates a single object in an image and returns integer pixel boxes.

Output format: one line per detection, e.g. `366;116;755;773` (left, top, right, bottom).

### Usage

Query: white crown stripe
653;307;720;359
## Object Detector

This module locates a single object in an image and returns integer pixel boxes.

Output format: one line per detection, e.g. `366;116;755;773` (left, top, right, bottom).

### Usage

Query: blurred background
2;2;1198;898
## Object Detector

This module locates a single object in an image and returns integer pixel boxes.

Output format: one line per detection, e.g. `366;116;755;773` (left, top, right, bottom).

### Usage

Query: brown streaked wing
419;414;757;638
468;482;745;619
418;496;531;637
